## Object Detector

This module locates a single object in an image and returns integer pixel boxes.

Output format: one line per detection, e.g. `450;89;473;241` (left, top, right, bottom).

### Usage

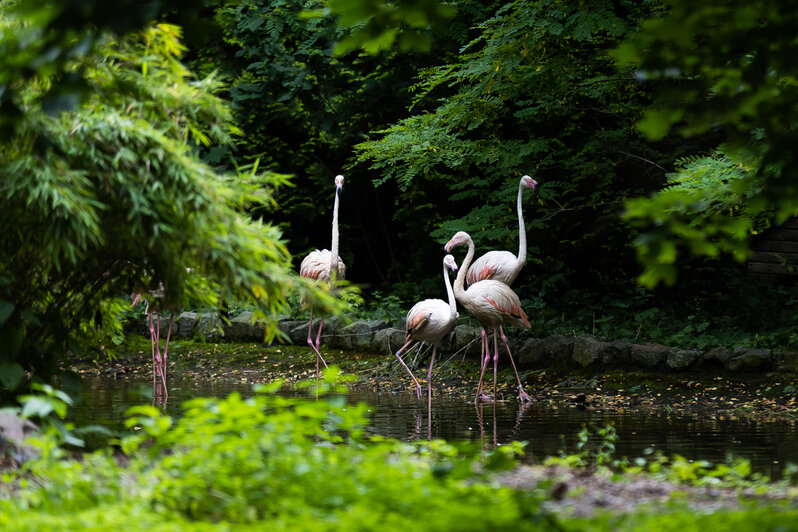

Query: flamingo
394;254;459;411
131;282;174;404
445;231;532;403
466;175;537;286
299;174;345;377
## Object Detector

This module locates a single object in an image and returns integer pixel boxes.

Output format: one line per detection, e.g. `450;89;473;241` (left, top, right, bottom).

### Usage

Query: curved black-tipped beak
336;185;343;198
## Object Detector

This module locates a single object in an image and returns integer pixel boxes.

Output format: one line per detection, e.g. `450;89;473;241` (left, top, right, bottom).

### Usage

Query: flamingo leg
395;339;423;400
492;329;499;401
499;325;532;403
148;312;157;391
475;329;492;402
306;308;328;378
155;312;166;397
427;346;437;439
161;314;174;398
315;317;328;370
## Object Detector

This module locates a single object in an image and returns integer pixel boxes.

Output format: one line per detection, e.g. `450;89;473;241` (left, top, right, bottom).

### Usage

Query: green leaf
0;362;24;390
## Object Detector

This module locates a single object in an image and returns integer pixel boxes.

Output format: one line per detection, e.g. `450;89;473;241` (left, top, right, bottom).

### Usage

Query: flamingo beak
336;184;343;198
444;241;453;253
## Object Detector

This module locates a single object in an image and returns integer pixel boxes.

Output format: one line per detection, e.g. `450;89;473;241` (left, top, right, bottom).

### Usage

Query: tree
0;9;344;396
355;0;674;298
200;0;495;292
616;0;798;286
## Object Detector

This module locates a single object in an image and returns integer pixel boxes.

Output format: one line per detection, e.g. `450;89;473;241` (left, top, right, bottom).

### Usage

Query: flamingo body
445;230;532;403
456;279;529;330
395;255;458;403
405;299;455;344
300;249;346;284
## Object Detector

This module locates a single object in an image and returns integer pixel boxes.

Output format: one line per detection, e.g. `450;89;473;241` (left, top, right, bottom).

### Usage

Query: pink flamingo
132;283;173;403
466;175;537;286
394;254;459;410
299;174;345;377
445;231;532;403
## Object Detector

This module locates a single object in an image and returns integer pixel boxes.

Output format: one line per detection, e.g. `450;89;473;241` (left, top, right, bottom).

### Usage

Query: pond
71;375;798;479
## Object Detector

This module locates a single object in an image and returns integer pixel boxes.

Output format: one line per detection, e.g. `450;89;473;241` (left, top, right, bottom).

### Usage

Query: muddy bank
70;336;798;422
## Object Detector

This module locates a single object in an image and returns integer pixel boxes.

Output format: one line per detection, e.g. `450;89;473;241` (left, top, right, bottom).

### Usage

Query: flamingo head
521;174;538;191
335;174;344;197
444;231;470;253
443;254;458;272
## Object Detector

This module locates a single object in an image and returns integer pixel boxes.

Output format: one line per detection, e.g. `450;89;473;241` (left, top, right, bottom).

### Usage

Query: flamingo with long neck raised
299;174;346;377
394;255;459;411
465;175;537;286
445;231;532;403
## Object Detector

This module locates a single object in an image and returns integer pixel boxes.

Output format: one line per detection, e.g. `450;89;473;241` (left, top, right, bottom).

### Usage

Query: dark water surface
72;375;798;479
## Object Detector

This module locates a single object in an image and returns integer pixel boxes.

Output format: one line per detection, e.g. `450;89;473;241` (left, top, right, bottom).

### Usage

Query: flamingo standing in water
466;175;537;286
394;254;459;411
445;231;531;403
300;174;345;377
132;282;174;403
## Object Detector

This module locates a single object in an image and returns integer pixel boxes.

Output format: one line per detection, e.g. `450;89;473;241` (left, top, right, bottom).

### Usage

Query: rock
195;312;222;338
704;347;732;366
133;314;179;338
572;336;604;367
516;334;574;367
727;347;772;371
630;343;670;368
373;328;407;355
600;340;632;365
450;325;481;358
277;320;305;343
289;319;319;345
334;320;388;350
224;311;265;341
667;348;702;370
178;312;199;337
0;413;39;463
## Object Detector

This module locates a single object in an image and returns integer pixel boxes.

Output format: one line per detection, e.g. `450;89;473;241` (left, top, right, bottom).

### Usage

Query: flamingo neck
443;261;457;320
330;190;340;281
516;181;527;269
453;235;474;298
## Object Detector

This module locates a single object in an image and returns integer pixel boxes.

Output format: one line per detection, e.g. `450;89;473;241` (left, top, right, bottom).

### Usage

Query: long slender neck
453;236;474;298
330;190;340;281
516;182;527;266
443;262;457;320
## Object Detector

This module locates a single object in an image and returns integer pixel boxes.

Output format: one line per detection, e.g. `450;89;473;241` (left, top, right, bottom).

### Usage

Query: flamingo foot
477;392;494;402
518;387;532;403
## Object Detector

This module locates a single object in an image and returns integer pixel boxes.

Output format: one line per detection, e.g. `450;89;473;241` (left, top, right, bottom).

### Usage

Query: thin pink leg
492;329;499;401
306;309;328;378
395;339;422;400
475;329;492;403
499;325;531;403
148;312;157;390
315;317;328;370
427;346;437;439
161;314;174;398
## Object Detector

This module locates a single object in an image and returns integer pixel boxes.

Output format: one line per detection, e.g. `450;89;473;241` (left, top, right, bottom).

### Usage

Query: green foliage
615;0;798;285
322;0;456;55
1;379;549;531
355;0;673;296
623;148;762;287
0;11;348;396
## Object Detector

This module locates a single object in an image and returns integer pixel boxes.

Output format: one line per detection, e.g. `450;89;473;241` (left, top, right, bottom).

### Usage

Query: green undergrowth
3;374;798;531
